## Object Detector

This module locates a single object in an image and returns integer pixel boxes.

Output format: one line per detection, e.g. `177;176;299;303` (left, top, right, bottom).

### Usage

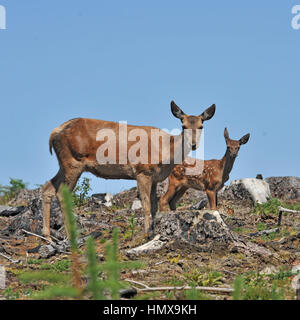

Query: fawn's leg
206;189;217;210
169;186;188;211
159;181;176;212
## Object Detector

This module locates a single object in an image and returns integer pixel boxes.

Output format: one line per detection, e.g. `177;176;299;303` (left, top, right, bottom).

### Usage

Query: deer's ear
239;133;250;145
171;101;185;120
201;104;216;122
224;128;229;140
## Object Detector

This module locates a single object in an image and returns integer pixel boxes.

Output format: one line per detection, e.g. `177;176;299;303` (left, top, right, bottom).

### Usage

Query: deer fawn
160;128;250;211
42;101;216;239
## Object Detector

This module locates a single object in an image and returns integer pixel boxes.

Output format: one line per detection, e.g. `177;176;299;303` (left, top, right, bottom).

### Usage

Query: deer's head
171;101;216;150
224;128;250;158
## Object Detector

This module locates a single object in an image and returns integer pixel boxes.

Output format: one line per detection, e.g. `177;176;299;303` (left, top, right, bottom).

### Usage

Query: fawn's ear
200;104;216;122
239;133;250;145
224;128;229;140
171;101;185;120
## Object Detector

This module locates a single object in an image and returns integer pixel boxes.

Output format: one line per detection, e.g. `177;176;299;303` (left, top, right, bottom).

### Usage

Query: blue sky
0;1;299;194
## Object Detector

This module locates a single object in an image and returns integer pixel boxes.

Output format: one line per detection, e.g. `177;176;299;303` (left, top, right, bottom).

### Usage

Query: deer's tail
49;131;55;155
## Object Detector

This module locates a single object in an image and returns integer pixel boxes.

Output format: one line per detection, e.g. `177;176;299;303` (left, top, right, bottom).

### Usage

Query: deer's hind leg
42;168;65;239
56;163;84;237
169;186;188;211
42;162;83;239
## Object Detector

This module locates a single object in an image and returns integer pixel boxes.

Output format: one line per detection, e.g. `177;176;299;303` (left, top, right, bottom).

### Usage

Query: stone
0;205;25;217
221;178;271;204
259;266;278;275
91;193;113;207
265;176;300;200
190;198;208;210
125;235;167;257
154;211;233;247
39;245;56;259
131;199;142;211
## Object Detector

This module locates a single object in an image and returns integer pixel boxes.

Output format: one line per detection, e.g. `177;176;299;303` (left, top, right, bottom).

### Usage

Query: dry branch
249;228;279;237
124;279;233;295
21;229;57;244
278;206;300;226
0;252;19;263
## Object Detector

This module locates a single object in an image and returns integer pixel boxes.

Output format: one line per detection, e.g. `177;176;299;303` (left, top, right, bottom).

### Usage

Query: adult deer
160;128;250;211
42;101;216;239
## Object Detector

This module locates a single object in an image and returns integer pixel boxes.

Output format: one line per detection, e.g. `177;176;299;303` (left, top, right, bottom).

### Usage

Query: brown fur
160;128;250;211
42;101;216;239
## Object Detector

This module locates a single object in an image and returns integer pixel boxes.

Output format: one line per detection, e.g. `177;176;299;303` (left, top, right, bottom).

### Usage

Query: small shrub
0;178;28;204
124;213;137;240
254;197;281;216
233;273;285;300
72;177;91;207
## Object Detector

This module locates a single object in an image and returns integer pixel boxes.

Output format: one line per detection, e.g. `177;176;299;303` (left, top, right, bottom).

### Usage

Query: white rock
104;193;113;207
131;199;142;211
126;235;166;256
230;178;271;203
259;266;278;275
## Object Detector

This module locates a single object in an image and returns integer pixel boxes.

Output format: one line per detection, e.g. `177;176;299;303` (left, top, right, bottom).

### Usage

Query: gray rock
0;205;25;217
154;210;233;247
91;193;113;207
265;176;300;200
39;245;56;259
190;198;208;210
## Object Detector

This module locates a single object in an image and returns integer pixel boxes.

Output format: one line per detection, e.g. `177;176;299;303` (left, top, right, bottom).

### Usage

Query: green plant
254;197;281;216
184;287;210;300
256;222;266;231
1;286;21;300
184;270;224;287
27;258;43;265
124;213;137;240
233;274;285;300
72;177;91;207
0;178;28;204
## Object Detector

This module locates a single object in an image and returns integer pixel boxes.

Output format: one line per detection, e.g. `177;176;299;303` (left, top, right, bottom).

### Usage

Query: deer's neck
220;149;236;183
169;131;192;165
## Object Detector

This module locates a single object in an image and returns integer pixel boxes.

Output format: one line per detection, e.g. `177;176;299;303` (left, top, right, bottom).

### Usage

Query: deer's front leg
206;189;217;210
136;174;152;236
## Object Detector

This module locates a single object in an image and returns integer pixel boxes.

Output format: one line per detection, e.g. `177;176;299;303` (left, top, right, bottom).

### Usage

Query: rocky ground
0;177;300;300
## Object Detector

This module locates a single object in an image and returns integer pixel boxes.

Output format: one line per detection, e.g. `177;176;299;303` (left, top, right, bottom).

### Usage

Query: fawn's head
224;128;250;158
171;101;216;150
